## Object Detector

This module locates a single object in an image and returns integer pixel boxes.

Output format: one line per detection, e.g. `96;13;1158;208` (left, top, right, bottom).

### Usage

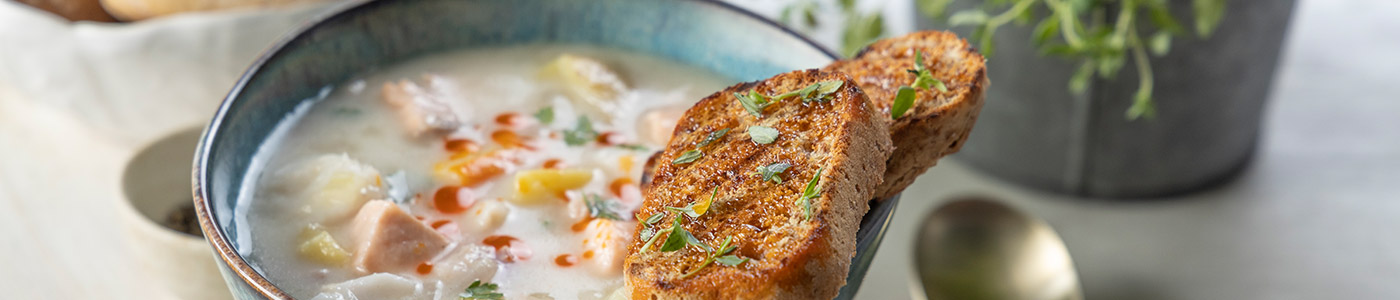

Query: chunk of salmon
348;200;450;273
581;218;631;276
381;77;461;136
638;104;689;146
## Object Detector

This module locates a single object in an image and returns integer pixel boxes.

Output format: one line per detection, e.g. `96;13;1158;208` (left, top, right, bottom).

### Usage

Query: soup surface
239;44;731;299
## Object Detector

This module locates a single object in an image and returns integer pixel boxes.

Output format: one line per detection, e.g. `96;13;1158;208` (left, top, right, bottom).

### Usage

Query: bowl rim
193;0;839;298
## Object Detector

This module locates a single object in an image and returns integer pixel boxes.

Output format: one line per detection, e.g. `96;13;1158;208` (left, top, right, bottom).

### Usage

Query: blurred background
1;0;1397;299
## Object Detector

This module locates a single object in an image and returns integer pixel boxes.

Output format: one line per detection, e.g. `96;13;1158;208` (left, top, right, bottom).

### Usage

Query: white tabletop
1;0;1396;299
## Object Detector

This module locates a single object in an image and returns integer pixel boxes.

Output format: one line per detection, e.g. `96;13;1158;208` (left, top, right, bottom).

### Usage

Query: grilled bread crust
624;69;893;300
823;31;988;200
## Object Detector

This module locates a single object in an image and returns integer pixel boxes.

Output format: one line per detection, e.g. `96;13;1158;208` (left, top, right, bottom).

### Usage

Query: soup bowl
193;0;898;298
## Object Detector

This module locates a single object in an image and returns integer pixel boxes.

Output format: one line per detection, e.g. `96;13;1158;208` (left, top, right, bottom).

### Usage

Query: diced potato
462;199;510;233
513;169;593;205
276;154;383;223
298;228;351;265
380;77;462;136
581;219;631;276
541;54;629;120
430;245;500;296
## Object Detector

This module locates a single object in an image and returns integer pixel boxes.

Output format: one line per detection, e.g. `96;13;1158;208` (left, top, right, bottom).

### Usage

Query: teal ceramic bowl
193;0;898;299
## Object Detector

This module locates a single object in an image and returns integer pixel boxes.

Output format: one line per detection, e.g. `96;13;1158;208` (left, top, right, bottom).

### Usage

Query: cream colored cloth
0;2;331;298
0;1;332;145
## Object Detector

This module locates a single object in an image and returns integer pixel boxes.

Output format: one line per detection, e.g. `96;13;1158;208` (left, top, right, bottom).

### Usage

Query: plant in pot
915;0;1297;198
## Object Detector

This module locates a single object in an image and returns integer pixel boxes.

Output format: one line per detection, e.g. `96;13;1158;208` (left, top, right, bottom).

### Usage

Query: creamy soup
239;45;731;299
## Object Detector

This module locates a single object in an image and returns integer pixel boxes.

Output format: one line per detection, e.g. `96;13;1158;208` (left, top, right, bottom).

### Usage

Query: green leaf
753;162;792;184
638;227;656;243
666;203;699;219
911;50;928;73
533;106;554;124
1032;18;1060;46
1149;31;1172;56
616;143;649;151
697;128;730;148
747;126;779;144
715;255;750;266
916;0;954;18
797;168;823;220
1096;54;1125;79
1126;88;1156;120
1192;0;1226;38
682;226;711;252
563;116;597;146
585;194;622;221
460;280;504;300
644;213;665;225
803;4;819;27
734;91;771;118
816;80;844;94
672;149;702;165
806;80;844;102
841;13;885;56
1069;61;1094;95
659;217;688;252
796;83;821;100
948;10;990;26
890;86;916;119
977;25;997;57
1146;3;1187;35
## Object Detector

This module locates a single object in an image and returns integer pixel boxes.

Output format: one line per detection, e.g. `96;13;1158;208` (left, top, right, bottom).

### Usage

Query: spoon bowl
913;196;1082;300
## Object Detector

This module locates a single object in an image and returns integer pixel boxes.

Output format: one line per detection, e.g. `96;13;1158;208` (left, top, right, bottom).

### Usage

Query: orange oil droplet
433;186;468;214
555;254;576;267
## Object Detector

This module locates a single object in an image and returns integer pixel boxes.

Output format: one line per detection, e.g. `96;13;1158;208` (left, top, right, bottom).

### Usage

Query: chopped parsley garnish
666;187;718;219
638;212;666;242
806;80;844;102
773;83;817;101
715;254;750;266
747;125;779;144
533;106;554;124
734;90;772;117
753;162;792;184
672;149;703;164
616;143;649;151
640;212;710;253
909;50;948;93
673;128;727;165
585;194;623;221
892;50;948;119
891;86;917;119
680;236;748;278
657;216;709;252
644;212;666;225
697;128;730;148
797;167;823;221
563;116;598;146
459;280;504;300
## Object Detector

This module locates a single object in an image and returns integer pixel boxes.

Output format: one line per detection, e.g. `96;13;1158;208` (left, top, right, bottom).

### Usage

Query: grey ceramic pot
920;1;1297;198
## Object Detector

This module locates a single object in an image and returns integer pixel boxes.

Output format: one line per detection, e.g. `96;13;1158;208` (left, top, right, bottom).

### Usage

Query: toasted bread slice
624;70;892;299
823;31;988;200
